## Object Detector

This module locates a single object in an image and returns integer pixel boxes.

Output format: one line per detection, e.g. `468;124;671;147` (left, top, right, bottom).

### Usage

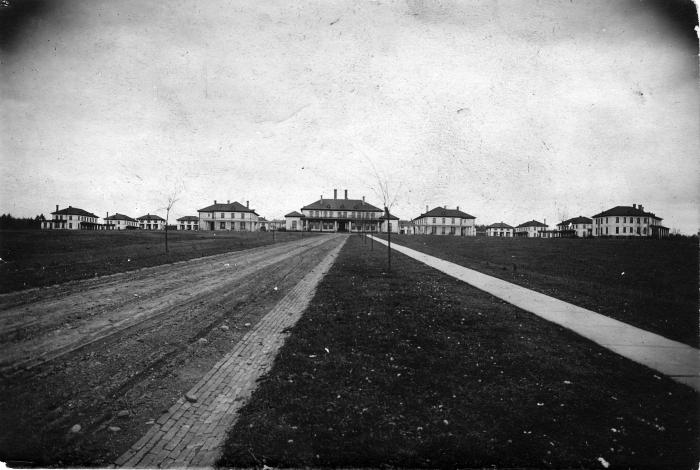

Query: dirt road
0;234;346;466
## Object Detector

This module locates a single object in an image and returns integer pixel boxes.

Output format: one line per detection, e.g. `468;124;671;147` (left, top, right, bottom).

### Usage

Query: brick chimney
426;205;428;213
227;200;230;204
56;204;59;212
633;204;636;209
246;200;249;208
334;189;337;199
214;200;217;204
362;196;365;205
639;204;644;212
344;189;348;199
457;206;460;211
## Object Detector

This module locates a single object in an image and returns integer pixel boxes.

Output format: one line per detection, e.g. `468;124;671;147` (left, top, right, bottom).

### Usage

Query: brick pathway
371;236;699;391
115;236;346;468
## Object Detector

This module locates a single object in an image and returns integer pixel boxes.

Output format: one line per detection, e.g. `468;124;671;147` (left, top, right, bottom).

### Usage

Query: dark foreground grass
378;235;699;347
218;235;698;469
0;229;314;293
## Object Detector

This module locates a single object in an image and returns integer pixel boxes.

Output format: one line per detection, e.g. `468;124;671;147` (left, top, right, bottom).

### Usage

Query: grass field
0;229;314;293
376;235;699;347
218;235;698;469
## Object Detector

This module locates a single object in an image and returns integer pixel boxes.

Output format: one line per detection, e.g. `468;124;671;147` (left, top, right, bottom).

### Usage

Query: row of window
418;217;468;225
308;210;378;219
55;215;95;222
202;212;253;220
596;217;650;225
595;226;648;235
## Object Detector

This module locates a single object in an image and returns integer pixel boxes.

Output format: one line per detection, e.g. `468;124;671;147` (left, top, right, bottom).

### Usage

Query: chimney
320;194;323;202
362;196;365;205
633;204;636;209
426;205;428;213
344;189;348;199
246;200;249;208
227;200;230;204
214;200;217;204
457;206;460;211
56;204;59;212
444;205;447;209
639;204;643;212
334;189;337;199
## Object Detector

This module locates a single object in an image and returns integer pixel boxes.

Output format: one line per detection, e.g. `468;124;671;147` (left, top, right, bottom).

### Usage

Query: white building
556;216;592;238
379;212;399;234
592;204;668;238
413;206;476;236
300;189;384;232
515;220;548;237
284;211;305;231
104;213;138;230
486;222;514;237
197;200;259;231
177;216;199;231
137;214;166;230
42;205;101;230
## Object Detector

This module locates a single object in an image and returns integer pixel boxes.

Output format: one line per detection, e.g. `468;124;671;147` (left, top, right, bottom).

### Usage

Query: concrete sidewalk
371;236;699;391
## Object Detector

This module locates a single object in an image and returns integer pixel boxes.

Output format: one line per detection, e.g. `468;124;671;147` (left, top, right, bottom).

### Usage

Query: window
432;218;436;224
451;218;455;224
292;221;297;229
442;218;445;224
644;217;648;223
623;227;626;233
616;227;619;234
637;218;640;224
69;223;72;228
241;222;246;230
441;227;446;234
69;215;73;220
240;213;244;219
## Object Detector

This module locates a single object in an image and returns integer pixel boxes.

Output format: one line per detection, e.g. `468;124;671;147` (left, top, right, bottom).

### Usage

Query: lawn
218;235;698;469
376;235;699;347
0;229;314;293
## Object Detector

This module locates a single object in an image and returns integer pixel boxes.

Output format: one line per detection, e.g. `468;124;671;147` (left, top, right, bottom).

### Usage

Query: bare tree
159;185;183;253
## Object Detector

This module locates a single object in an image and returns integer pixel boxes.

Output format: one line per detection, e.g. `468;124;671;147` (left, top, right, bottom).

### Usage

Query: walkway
371;236;699;391
115;237;347;468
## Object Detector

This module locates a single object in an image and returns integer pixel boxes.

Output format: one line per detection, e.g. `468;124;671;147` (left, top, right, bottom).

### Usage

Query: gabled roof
487;222;513;229
285;211;305;218
301;198;382;212
176;216;199;222
557;216;592;226
517;220;548;228
258;217;269;222
591;206;660;220
413;207;475;221
137;214;165;221
379;213;399;220
105;213;136;222
198;201;258;215
51;206;99;218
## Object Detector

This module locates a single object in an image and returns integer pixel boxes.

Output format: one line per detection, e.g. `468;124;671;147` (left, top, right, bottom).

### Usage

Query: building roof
487;222;514;229
379;213;399;220
557;216;592;226
591;205;660;220
51;206;99;219
301;198;382;212
413;207;475;221
516;220;548;228
285;211;305;218
137;214;166;221
105;213;137;222
176;216;199;222
198;201;258;215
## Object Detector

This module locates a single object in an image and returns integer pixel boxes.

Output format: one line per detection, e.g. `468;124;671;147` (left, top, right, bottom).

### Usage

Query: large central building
298;189;385;232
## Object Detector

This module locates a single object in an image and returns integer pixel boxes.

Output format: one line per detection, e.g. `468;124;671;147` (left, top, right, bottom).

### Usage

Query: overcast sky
1;0;698;232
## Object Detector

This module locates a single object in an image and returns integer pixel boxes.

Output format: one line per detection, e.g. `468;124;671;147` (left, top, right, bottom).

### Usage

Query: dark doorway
338;221;347;232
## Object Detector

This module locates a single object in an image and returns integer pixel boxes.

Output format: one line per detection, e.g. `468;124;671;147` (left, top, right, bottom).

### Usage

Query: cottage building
177;216;199;231
104;213;138;230
399;220;415;235
42;205;100;230
592;204;668;238
379;212;400;234
556;216;592;238
257;217;269;231
137;214;166;230
197;200;259;231
413;206;476;236
486;222;514;237
300;189;384;232
515;220;548;237
284;211;305;231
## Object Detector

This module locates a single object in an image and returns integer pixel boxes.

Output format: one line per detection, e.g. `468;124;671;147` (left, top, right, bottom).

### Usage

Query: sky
1;0;698;232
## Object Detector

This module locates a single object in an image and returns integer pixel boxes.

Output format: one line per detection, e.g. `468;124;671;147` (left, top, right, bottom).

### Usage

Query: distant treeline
0;214;45;230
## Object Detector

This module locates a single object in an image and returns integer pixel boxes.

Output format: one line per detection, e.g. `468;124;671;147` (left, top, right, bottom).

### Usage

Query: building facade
197;200;259;231
104;213;138;230
592;204;668;238
177;216;199;231
413;206;476;236
300;189;384;232
486;222;514;237
515;220;548;237
379;213;399;234
284;211;305;231
42;205;100;230
137;214;166;230
556;216;592;238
